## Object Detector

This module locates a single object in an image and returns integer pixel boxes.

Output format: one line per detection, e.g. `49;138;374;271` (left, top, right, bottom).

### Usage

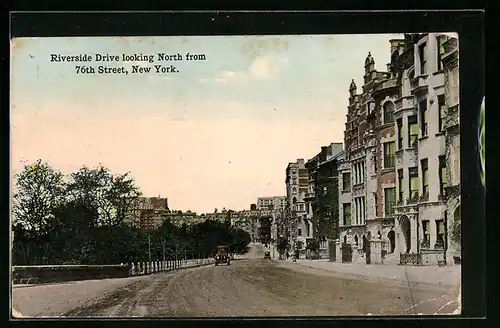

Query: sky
11;34;404;213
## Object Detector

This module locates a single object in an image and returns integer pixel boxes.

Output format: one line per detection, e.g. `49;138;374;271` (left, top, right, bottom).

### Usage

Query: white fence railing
128;258;215;276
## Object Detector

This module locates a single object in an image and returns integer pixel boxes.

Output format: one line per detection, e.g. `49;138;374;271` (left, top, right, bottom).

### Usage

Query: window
420;100;428;137
398;169;404;201
422;220;430;246
383;101;395;124
384;188;396;217
397;118;403;149
343;203;352;226
362;197;366;223
421;159;429;197
409;167;419;199
298;228;302;236
408;115;418;147
419;43;427;75
436;220;445;248
439;156;447;195
437;35;450;71
373;154;378;172
373;193;378;217
384;142;396;168
342;173;351;191
438;95;446;132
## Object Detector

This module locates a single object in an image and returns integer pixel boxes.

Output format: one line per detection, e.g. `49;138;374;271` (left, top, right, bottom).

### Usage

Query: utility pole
163;239;166;262
148;235;152;263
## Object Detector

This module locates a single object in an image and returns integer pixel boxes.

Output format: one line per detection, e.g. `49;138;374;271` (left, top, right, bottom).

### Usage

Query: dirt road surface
13;255;460;318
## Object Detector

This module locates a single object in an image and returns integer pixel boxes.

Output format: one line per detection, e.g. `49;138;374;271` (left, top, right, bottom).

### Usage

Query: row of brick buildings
129;195;279;245
283;33;461;266
284;143;344;258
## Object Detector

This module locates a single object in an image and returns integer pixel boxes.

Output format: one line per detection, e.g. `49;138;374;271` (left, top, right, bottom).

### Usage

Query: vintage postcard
11;33;462;317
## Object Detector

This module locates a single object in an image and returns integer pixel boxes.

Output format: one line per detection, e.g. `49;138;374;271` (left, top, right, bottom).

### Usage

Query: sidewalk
285;259;461;287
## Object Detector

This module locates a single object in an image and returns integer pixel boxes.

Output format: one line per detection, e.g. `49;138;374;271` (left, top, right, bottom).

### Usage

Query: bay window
409;167;419;199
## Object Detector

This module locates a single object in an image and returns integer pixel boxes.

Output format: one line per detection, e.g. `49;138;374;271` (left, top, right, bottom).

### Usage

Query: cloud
213;70;247;83
204;56;289;83
249;57;281;79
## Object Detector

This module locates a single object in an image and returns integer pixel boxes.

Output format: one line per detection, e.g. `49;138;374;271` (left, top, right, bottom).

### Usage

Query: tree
13;160;65;233
276;236;290;257
306;239;320;253
12;160;65;264
67;165;141;228
229;228;251;254
64;165;141;263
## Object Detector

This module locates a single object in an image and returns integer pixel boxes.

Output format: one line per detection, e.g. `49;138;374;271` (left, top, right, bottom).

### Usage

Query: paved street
12;245;460;317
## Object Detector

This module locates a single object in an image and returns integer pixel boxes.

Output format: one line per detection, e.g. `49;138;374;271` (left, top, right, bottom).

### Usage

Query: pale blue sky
11;34;403;213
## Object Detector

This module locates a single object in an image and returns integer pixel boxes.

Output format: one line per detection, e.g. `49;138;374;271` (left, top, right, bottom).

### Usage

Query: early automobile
264;251;271;259
214;245;231;266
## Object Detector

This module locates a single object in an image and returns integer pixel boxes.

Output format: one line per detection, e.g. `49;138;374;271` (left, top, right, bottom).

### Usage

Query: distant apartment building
230;209;277;243
163;211;205;227
257;196;287;211
284;159;309;246
302;143;344;258
338;33;460;266
131;196;170;229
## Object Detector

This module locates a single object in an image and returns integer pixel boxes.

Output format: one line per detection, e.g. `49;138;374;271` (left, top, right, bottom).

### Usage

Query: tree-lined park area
11;160;251;266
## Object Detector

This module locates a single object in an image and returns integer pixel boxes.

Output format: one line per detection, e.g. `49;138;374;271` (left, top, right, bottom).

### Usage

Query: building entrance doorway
388;230;396;254
398;215;411;253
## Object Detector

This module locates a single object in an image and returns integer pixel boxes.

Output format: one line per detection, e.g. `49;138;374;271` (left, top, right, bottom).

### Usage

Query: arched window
383;101;395;124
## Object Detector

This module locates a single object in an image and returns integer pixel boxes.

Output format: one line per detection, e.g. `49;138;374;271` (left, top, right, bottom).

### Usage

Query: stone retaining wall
12;258;215;285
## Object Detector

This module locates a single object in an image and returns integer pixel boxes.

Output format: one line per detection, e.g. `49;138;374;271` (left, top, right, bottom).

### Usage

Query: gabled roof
319;150;345;166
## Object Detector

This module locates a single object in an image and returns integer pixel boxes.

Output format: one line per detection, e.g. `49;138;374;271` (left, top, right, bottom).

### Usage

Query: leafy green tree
12;160;65;264
229;228;251;254
276;236;290;256
67;165;141;228
306;239;320;253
